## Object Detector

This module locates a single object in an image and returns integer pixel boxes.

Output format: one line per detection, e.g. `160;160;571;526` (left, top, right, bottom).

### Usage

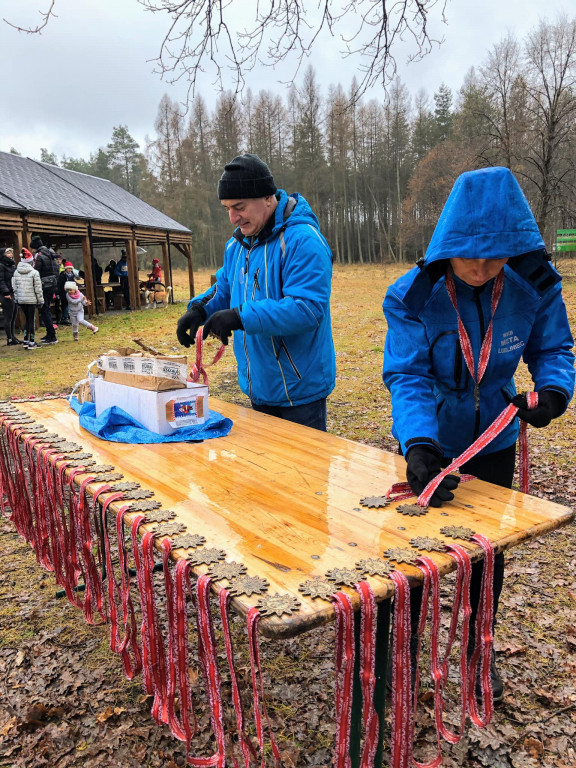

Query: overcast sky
0;0;572;162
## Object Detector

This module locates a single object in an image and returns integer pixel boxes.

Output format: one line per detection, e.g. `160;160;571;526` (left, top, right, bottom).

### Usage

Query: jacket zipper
251;267;260;300
243;246;255;400
472;287;486;439
279;340;302;380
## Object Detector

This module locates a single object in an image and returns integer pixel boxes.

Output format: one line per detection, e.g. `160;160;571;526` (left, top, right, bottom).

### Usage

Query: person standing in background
30;235;58;345
0;247;20;345
115;250;131;310
12;249;43;350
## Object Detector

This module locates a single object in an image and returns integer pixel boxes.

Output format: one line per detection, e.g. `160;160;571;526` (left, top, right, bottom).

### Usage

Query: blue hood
425;167;545;265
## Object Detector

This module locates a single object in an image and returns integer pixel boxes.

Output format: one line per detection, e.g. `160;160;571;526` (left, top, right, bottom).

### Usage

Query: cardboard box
98;348;188;391
94;377;209;436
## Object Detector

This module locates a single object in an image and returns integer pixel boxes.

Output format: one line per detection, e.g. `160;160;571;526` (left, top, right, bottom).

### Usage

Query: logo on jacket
498;329;525;354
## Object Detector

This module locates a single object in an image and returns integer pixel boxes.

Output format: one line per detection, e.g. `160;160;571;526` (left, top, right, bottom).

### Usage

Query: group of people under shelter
176;154;575;702
1;240;164;345
0;237;97;348
103;251;162;311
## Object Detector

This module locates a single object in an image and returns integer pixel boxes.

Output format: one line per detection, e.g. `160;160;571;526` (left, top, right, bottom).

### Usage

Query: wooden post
161;240;170;294
14;229;23;258
184;243;195;297
127;238;141;310
81;234;95;317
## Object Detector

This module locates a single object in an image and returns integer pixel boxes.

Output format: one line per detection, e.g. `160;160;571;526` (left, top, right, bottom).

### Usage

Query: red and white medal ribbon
331;590;355;768
189;327;226;384
355;580;379;768
467;534;495;728
389;570;412;768
247;607;281;767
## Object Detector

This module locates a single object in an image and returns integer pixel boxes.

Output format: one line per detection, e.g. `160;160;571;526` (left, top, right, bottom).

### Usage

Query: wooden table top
11;397;574;638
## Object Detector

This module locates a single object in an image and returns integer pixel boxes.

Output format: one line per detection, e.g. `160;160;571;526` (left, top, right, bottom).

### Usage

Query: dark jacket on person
383;166;575;458
0;249;16;297
58;268;75;296
34;246;60;284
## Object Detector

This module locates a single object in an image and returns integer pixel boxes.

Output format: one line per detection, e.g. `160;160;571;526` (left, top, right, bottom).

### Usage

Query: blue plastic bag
69;396;233;444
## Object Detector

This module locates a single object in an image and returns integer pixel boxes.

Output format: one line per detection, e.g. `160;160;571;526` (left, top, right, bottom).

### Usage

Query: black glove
511;390;565;428
406;445;460;508
202;308;243;346
176;304;206;348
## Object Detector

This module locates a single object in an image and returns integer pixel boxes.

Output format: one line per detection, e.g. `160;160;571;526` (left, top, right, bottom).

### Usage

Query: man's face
450;257;509;287
220;196;276;237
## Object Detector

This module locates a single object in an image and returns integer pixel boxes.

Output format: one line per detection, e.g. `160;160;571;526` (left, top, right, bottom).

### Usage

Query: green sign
555;244;576;252
555;229;576;252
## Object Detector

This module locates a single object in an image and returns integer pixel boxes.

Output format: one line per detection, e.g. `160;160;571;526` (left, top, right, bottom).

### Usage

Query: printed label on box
165;395;205;428
98;354;188;384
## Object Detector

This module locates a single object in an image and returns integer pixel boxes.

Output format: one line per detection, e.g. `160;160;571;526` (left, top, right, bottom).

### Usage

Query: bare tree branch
3;0;57;33
137;0;447;104
3;1;447;103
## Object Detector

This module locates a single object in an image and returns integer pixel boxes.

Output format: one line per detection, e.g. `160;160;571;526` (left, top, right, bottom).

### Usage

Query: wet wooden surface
9;397;574;638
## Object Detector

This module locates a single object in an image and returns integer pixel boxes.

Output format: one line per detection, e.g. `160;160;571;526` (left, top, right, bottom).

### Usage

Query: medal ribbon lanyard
444;268;505;409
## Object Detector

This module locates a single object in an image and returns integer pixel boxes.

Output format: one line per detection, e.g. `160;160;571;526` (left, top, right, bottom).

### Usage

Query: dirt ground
1;263;576;767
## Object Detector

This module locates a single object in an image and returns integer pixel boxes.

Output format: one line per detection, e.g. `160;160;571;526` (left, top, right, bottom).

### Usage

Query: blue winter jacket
383;167;575;458
190;190;336;407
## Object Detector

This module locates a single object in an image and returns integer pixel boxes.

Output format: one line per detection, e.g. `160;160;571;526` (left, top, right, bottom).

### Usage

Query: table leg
349;598;391;767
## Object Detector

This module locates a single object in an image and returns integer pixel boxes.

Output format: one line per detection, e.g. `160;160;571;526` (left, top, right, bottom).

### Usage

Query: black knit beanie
217;154;277;200
30;235;44;250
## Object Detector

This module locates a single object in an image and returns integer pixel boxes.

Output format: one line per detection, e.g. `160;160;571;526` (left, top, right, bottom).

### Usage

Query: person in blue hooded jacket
383;166;575;701
176;154;336;431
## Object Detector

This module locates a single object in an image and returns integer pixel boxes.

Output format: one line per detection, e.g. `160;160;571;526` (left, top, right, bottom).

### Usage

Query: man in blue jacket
383;166;575;700
176;154;336;431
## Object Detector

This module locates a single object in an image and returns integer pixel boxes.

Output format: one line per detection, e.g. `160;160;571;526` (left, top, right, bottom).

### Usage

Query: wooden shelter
0;150;194;311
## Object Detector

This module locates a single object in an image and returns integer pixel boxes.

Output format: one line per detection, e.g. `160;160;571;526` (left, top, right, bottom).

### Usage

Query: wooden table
11;397;574;639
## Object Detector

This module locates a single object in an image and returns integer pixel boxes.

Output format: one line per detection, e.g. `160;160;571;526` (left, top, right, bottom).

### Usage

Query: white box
94;377;209;436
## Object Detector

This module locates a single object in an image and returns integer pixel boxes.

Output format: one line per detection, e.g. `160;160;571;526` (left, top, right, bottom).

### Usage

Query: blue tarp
69;396;233;444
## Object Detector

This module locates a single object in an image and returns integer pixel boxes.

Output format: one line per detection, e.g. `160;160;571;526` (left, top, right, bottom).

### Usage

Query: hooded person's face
450;258;508;287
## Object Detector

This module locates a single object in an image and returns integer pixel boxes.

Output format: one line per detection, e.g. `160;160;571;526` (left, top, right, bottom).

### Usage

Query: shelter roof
0;151;190;234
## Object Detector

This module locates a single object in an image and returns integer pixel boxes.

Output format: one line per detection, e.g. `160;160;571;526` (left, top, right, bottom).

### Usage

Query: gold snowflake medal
36;432;62;441
256;593;300;617
142;509;177;524
325;567;365;587
121;488;155;500
88;464;118;474
91;471;123;483
126;499;161;512
55;441;83;453
171;533;206;550
440;525;476;541
153;521;187;539
298;578;335;601
186;547;227;566
111;481;141;493
66;451;93;460
227;574;270;597
359;495;390;509
410;536;446;552
356;558;394;577
209;561;247;581
66;458;96;468
22;425;47;434
397;503;429;517
384;547;418;565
